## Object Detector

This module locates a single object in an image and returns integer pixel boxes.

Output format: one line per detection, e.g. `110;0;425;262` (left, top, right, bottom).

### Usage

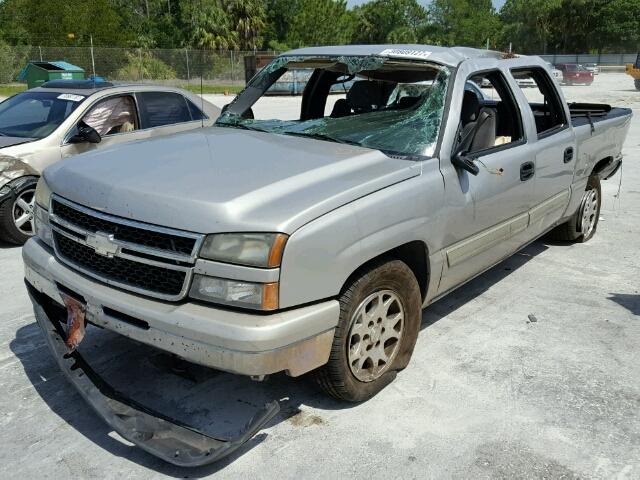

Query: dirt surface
1;72;638;479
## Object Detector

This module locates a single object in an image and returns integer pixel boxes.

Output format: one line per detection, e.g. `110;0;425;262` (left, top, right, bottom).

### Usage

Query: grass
180;84;244;95
0;84;26;97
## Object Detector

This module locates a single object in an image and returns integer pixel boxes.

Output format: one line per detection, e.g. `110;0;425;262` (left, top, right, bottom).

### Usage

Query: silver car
0;80;220;244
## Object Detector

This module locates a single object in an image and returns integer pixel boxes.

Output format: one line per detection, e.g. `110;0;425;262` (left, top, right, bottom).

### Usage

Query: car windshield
0;91;86;139
216;55;451;157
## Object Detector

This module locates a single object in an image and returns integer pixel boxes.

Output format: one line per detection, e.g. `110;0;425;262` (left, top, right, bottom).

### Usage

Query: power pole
89;35;96;80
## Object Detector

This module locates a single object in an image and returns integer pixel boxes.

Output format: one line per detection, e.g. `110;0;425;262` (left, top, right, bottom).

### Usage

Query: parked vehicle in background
547;62;563;81
24;46;631;466
584;63;599;75
0;80;220;244
555;63;594;85
626;53;640;90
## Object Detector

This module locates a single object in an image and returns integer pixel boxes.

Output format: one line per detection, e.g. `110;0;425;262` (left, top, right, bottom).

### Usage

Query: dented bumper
27;284;280;467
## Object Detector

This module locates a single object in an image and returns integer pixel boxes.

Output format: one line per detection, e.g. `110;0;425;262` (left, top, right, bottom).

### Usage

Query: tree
181;0;237;49
227;0;266;51
429;0;502;48
284;0;354;48
351;0;428;44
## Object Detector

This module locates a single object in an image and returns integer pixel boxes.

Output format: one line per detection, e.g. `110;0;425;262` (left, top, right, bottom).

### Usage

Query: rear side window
186;99;207;121
510;67;567;137
137;92;193;128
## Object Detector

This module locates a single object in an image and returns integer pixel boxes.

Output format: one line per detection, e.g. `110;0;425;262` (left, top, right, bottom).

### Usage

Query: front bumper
23;238;339;377
27;284;280;467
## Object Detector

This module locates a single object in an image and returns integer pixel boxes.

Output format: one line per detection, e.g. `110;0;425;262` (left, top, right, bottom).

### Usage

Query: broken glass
217;55;451;157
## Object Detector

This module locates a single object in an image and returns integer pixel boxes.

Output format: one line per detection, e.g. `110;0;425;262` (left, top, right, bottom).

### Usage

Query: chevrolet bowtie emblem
86;231;119;257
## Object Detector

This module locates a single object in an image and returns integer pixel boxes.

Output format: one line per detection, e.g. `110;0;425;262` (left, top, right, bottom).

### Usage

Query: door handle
520;161;535;181
564;147;574;163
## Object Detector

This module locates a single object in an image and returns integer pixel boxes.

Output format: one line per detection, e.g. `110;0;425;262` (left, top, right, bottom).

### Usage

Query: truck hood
45;127;420;234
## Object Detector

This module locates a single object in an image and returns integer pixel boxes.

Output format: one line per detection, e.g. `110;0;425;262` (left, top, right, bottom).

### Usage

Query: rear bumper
23;237;339;377
27;284;280;467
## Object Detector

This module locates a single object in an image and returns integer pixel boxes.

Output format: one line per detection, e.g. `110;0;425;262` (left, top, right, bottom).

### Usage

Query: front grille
52;199;196;256
54;232;187;297
49;195;203;300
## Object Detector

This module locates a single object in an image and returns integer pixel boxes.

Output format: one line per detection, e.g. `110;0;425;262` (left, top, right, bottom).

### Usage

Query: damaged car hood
44;127;420;234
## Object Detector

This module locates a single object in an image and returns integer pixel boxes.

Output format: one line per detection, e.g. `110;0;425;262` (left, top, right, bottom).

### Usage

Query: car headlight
199;233;288;268
189;275;279;310
34;176;52;209
34;203;53;247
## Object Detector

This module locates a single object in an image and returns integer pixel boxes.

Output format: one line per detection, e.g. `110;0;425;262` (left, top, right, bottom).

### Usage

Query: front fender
279;167;444;309
0;155;39;201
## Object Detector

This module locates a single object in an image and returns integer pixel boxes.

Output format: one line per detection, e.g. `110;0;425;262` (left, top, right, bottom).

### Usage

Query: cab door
436;68;537;295
509;67;575;237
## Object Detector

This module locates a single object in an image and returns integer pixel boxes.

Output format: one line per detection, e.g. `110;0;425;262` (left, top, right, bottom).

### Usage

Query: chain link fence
0;46;280;88
0;46;637;89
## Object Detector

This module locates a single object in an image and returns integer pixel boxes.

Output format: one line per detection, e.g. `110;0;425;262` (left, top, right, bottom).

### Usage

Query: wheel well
592;157;613;178
341;241;429;301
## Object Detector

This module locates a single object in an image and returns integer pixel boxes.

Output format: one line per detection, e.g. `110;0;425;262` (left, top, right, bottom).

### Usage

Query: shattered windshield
216;55;450;157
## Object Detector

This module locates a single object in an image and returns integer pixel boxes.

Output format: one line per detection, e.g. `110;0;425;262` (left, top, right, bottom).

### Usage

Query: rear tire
0;177;38;245
313;259;422;402
547;176;601;243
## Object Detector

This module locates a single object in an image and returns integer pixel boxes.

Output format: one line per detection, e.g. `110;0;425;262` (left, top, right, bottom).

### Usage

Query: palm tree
228;0;266;51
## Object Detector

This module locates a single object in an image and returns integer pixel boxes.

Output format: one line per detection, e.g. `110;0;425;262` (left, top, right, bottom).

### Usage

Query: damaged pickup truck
23;45;631;465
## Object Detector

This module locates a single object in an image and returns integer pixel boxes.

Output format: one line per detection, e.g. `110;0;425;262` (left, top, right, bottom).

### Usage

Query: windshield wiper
281;131;362;147
0;131;7;137
216;121;269;133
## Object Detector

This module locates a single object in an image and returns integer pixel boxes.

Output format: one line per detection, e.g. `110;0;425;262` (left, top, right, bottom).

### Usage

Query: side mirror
69;124;101;144
452;151;480;176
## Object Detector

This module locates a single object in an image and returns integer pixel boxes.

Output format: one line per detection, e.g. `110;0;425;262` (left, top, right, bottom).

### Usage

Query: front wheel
547;175;601;243
313;259;422;402
0;177;38;245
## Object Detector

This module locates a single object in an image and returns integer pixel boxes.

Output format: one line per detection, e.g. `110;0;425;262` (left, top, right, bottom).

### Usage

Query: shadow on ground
11;240;550;476
607;293;640;316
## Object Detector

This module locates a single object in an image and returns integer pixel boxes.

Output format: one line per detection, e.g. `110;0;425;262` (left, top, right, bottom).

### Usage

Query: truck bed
568;103;632;128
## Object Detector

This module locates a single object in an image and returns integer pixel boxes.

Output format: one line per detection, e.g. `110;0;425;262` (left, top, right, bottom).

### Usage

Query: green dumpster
18;61;85;89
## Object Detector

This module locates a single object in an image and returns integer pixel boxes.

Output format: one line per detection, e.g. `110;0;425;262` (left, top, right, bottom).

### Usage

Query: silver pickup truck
23;45;631;465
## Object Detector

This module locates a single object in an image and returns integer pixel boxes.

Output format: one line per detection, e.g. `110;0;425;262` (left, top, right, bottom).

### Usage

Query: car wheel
547;175;601;243
0;178;38;245
313;259;422;402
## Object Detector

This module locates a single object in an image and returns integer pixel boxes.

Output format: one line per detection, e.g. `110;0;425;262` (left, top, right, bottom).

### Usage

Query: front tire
0;178;38;245
547;175;601;243
314;259;422;402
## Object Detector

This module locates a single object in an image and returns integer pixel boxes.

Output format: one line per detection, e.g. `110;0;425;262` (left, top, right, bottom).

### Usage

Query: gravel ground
1;72;639;479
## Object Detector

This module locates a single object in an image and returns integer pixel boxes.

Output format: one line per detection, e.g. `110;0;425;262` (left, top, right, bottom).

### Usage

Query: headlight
34;204;53;247
199;233;287;268
34;176;52;209
189;275;279;310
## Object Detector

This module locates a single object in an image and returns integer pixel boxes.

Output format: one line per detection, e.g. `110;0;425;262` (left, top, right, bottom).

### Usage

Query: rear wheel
0;179;38;245
313;259;422;402
547;175;601;243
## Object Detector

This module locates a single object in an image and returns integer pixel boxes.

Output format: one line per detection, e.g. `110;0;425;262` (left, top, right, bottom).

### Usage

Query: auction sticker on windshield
57;93;85;102
380;49;432;59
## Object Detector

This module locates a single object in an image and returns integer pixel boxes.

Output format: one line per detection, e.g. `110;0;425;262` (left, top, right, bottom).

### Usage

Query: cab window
510;67;567;137
457;70;524;156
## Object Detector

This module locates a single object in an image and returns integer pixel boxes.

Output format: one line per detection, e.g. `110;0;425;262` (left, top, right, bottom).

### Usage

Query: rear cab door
509;65;576;237
435;59;538;295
